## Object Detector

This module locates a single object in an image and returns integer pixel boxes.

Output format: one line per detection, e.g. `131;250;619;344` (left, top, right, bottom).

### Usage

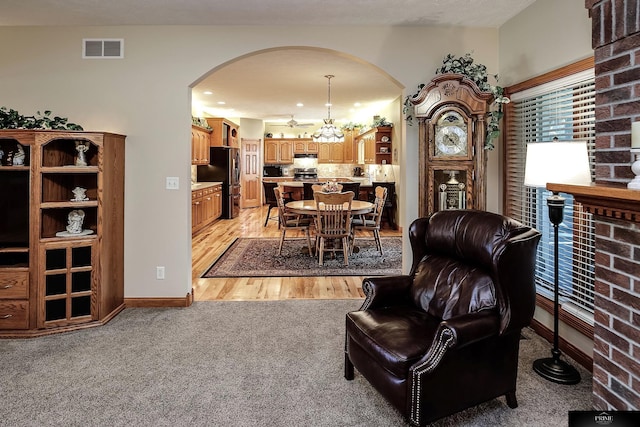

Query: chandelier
313;75;344;143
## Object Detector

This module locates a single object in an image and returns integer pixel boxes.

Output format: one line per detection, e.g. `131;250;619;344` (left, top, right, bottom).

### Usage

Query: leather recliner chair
344;210;541;426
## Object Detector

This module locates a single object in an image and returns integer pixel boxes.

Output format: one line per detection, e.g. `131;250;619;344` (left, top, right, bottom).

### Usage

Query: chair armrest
409;311;499;378
440;311;499;349
360;275;413;310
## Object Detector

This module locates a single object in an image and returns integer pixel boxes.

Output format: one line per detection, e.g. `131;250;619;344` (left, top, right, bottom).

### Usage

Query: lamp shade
524;141;592;188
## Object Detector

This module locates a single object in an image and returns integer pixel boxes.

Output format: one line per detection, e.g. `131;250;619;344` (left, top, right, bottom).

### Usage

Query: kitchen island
262;177;397;229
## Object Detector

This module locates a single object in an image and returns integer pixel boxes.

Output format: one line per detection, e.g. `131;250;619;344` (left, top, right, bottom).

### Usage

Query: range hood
294;153;318;159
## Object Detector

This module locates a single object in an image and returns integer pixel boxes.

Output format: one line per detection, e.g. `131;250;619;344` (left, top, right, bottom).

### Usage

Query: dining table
285;199;374;216
285;199;375;256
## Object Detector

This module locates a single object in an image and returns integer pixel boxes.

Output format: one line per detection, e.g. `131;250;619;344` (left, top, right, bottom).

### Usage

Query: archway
189;47;406;300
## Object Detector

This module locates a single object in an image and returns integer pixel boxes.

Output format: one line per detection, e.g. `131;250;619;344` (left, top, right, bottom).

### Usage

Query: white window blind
505;71;596;323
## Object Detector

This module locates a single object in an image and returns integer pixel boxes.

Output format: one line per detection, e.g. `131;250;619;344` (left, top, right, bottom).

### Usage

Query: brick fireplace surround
547;0;640;411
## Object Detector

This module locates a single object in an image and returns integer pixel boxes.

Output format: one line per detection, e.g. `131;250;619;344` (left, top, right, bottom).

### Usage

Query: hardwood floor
192;204;402;301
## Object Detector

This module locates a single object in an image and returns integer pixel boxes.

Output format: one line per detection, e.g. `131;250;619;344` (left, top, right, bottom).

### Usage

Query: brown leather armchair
344;210;541;426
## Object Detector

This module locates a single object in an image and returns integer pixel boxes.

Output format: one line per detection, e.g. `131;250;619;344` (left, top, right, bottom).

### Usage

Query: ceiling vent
82;39;124;59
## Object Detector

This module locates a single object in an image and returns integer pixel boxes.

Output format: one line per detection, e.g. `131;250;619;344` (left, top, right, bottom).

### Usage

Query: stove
293;168;318;181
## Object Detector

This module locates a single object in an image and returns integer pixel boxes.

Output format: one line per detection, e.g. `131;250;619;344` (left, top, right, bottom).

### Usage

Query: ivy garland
403;53;510;150
0;106;83;130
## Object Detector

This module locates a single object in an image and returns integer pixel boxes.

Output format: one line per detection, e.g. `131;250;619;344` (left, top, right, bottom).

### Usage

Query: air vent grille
83;39;124;59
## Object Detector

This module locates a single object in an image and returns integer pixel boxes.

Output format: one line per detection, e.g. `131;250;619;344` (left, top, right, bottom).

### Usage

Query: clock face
435;125;467;156
434;111;468;157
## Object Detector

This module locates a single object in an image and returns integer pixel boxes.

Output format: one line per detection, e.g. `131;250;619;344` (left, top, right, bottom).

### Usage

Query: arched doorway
189;47;405;300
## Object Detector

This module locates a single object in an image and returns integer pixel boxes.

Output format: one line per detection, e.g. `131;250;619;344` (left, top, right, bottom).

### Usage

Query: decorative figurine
0;148;4;163
75;141;89;166
66;209;85;234
55;209;94;237
12;144;25;166
71;186;89;202
3;150;14;166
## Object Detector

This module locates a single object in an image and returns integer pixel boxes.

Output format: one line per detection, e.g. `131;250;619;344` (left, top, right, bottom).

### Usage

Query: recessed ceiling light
354;102;361;107
203;91;213;95
296;103;304;107
217;101;226;105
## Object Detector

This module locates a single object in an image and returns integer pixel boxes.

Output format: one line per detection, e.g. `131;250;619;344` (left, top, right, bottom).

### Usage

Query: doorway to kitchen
189;46;405;300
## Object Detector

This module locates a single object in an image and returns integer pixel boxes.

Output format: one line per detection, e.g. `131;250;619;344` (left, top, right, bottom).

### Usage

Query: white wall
498;0;594;358
0;25;498;298
499;0;593;84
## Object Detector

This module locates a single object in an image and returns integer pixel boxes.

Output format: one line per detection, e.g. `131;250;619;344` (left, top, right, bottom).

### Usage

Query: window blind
505;71;596;323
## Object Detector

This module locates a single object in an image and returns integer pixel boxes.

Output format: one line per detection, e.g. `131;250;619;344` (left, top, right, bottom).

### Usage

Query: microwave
263;165;283;177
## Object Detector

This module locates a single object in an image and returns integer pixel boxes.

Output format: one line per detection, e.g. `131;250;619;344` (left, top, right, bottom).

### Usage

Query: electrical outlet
165;177;179;190
156;266;165;280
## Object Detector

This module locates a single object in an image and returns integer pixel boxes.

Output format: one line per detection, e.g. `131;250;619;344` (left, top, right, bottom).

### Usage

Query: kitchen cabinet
356;126;392;164
264;139;293;164
206;118;239;148
293;138;318;154
191;184;222;235
0;130;125;337
342;129;359;163
191;125;211;165
318;141;344;163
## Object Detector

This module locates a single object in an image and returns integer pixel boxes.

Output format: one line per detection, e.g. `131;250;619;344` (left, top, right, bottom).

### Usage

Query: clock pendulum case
410;73;493;216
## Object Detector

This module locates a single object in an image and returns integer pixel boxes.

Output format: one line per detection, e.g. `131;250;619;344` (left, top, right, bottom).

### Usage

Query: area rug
201;237;402;277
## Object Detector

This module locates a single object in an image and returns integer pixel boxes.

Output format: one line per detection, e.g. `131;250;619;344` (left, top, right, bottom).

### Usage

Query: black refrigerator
196;146;241;219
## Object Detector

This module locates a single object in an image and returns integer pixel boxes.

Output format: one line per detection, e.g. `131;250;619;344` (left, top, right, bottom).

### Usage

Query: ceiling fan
273;115;315;128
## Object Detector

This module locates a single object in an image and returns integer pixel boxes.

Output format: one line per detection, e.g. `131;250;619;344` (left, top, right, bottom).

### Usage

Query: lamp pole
532;193;581;385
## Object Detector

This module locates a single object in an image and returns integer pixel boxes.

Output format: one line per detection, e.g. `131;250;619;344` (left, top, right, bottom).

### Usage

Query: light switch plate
166;177;179;190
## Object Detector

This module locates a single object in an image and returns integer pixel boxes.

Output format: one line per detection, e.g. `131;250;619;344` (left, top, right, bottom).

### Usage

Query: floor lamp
524;140;592;385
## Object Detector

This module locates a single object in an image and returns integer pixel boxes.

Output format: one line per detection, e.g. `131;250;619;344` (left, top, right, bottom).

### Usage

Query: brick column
586;0;640;185
584;0;640;411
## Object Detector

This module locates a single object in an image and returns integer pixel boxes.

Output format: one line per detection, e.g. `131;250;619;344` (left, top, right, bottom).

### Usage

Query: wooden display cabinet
0;130;125;337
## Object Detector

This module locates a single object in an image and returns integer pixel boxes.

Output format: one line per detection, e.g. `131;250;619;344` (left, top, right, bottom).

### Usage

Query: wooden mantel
547;183;640;222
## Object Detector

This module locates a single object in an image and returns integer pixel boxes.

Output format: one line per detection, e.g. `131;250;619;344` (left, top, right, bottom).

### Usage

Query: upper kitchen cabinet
318;141;344;163
206;118;239;148
342;128;359;164
264;138;293;164
191;125;212;165
292;138;318;155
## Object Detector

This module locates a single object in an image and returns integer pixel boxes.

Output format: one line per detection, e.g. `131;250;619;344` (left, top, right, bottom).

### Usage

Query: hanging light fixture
313;75;344;143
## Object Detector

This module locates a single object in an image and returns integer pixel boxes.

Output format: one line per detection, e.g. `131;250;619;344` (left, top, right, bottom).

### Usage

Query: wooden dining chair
351;186;387;255
313;191;354;266
274;186;313;256
262;181;280;227
338;182;361;200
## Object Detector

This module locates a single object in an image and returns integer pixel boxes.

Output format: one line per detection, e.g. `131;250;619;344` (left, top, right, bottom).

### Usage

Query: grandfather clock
410;73;492;216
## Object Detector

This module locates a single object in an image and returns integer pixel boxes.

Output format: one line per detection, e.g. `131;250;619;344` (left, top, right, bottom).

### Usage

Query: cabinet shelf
0;166;30;171
0;247;28;253
40;166;98;173
40;201;98;209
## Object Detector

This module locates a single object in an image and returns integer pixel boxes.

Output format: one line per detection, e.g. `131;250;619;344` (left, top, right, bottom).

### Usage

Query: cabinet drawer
0;270;29;299
0;300;29;329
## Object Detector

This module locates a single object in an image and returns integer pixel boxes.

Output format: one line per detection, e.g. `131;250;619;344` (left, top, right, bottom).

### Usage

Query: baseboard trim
124;292;193;308
529;318;593;373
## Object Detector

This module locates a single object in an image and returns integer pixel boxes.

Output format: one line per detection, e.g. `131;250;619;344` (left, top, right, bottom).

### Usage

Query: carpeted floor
202;237;402;277
0;300;592;427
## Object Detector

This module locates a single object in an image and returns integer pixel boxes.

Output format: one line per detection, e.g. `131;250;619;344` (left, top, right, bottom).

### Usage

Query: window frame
503;57;595;339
